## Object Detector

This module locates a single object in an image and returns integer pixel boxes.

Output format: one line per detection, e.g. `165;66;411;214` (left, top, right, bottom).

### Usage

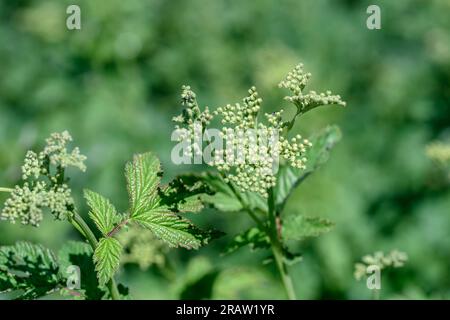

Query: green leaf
125;153;220;249
0;242;61;300
275;125;342;210
125;152;161;218
159;174;210;213
84;189;117;236
132;213;217;249
58;241;107;300
93;237;122;286
282;214;334;241
224;227;270;254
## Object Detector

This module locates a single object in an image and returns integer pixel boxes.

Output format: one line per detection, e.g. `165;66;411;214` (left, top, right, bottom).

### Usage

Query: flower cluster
209;88;282;196
22;151;42;180
42;131;87;172
210;97;314;196
354;250;408;281
279;135;312;169
214;86;261;129
1;183;74;227
1;182;47;226
212;125;280;197
279;63;346;118
1;131;85;227
172;63;346;198
21;131;87;180
173;86;213;158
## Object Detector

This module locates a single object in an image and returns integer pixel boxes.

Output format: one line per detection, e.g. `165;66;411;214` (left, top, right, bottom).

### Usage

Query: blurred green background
1;0;449;299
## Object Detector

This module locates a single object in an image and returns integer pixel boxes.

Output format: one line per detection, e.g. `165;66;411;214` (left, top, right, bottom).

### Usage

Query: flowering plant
171;63;345;299
0;132;217;299
1;63;345;300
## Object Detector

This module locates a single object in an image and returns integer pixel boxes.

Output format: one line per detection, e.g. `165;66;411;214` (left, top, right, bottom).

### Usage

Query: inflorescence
1;131;86;227
354;250;408;281
278;63;346;115
173;63;346;197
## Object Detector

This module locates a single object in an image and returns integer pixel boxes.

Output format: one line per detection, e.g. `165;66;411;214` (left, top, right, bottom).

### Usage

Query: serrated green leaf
275;125;342;211
84;189;117;236
224;227;270;254
93;238;122;286
132;213;217;249
282;214;334;241
0;242;61;300
125;152;161;218
58;241;107;300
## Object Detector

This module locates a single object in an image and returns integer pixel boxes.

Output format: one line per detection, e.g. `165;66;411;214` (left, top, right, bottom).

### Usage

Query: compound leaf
125;153;219;249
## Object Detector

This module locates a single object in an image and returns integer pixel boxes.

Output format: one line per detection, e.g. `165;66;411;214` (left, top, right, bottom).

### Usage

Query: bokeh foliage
1;0;449;299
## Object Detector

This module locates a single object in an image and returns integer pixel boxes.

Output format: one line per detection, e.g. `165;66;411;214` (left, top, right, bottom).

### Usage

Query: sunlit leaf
84;189;117;236
125;152;161;218
93;237;122;286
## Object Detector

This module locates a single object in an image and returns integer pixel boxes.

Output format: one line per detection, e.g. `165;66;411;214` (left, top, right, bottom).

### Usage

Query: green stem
69;212;121;300
267;188;297;300
0;187;13;193
225;178;297;299
226;181;265;228
71;212;98;248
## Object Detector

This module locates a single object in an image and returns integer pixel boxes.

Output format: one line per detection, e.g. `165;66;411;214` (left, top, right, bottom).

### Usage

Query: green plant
1;63;345;300
172;63;345;299
0;132;216;300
